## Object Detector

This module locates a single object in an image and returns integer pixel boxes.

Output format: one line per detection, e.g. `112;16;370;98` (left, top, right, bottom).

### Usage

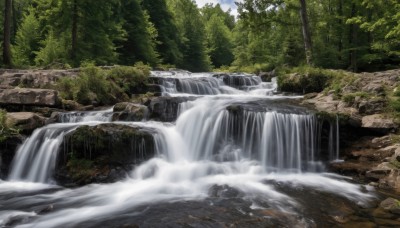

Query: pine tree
141;0;182;66
12;7;40;67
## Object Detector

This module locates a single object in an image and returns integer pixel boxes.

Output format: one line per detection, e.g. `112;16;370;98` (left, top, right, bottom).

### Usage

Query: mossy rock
57;123;156;185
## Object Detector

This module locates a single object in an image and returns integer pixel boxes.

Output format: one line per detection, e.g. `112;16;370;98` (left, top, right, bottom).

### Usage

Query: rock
0;88;59;107
57;124;157;186
258;70;275;82
112;102;149;121
0;135;24;178
366;168;391;181
361;114;398;132
148;96;196;122
0;69;78;88
380;198;400;215
358;98;386;115
6;112;46;133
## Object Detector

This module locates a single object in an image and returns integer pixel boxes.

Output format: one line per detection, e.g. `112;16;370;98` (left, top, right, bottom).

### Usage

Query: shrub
0;110;19;142
56;64;151;106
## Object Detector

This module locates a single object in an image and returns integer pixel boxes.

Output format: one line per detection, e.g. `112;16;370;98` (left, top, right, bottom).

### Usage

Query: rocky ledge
299;69;400;193
56;124;157;186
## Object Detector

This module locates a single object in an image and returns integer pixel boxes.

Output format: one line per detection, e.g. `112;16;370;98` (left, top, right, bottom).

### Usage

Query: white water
8;109;113;183
0;72;374;227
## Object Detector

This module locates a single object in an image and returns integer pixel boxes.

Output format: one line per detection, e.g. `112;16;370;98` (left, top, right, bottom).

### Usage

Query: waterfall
0;71;375;228
150;71;276;96
8;109;113;183
173;97;327;172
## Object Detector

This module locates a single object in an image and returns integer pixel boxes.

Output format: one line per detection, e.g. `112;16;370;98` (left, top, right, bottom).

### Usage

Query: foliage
277;66;356;94
167;0;211;72
0;110;19;142
57;65;150;105
12;7;40;67
1;0;400;71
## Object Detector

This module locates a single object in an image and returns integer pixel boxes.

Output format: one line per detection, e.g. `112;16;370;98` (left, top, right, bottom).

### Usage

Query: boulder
0;135;24;178
358;98;386;115
0;69;78;88
361;114;398;132
380;198;400;215
0;88;59;107
57;124;157;185
112;102;149;121
6;112;46;133
148;96;196;122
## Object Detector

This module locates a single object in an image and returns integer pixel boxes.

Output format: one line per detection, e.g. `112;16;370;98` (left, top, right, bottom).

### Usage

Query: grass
56;63;151;106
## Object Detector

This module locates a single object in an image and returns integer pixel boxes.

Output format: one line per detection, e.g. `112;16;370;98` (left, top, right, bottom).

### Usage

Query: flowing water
0;71;376;227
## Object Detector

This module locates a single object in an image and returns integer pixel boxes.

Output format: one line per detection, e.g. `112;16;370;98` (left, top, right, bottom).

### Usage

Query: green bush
0;110;19;142
277;66;355;94
56;64;150;106
108;65;149;94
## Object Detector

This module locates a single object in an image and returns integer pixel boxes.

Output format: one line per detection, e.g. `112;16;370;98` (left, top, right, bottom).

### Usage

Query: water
8;109;113;183
0;71;375;227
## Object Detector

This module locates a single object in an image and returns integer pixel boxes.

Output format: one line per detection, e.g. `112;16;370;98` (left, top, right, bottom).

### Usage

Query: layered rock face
0;88;59;107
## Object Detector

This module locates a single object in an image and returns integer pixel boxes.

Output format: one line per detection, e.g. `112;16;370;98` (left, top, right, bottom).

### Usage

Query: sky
194;0;243;17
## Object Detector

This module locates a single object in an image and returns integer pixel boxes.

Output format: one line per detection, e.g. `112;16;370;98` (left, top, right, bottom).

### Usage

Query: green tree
205;14;234;68
3;0;12;67
168;0;210;72
117;0;159;66
141;0;183;66
12;7;40;67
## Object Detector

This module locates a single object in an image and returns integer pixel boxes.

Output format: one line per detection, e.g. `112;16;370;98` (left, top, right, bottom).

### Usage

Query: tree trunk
71;0;78;61
349;3;358;72
3;0;12;67
299;0;312;65
337;0;343;63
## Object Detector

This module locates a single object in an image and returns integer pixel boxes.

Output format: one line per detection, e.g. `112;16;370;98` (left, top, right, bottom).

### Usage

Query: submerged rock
57;124;156;186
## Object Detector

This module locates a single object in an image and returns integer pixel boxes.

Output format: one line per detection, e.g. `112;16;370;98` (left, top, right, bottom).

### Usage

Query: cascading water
8;109;113;183
150;71;277;96
0;71;375;227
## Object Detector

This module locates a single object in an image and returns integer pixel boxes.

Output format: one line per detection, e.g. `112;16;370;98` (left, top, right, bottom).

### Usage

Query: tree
168;0;210;72
299;0;312;65
3;0;12;67
142;0;183;66
205;14;234;68
118;0;159;66
12;7;40;67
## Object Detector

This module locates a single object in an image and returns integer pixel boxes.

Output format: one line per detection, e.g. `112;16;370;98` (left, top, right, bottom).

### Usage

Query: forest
1;0;399;73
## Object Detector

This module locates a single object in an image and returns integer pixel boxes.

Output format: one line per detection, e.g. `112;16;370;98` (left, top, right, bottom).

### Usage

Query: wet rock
148;96;196;122
57;124;157;185
6;112;46;133
361;114;398;133
366;168;391;181
380;198;400;215
0;135;24;178
0;88;59;107
112;102;148;121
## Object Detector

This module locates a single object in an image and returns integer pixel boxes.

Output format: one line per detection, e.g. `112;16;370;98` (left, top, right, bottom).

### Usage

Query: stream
0;72;378;227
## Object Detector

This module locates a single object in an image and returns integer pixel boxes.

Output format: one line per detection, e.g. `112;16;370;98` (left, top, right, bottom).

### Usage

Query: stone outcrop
148;96;196;122
362;114;398;132
112;102;149;121
0;88;59;107
0;69;78;89
330;135;400;193
6;112;46;133
56;124;157;186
